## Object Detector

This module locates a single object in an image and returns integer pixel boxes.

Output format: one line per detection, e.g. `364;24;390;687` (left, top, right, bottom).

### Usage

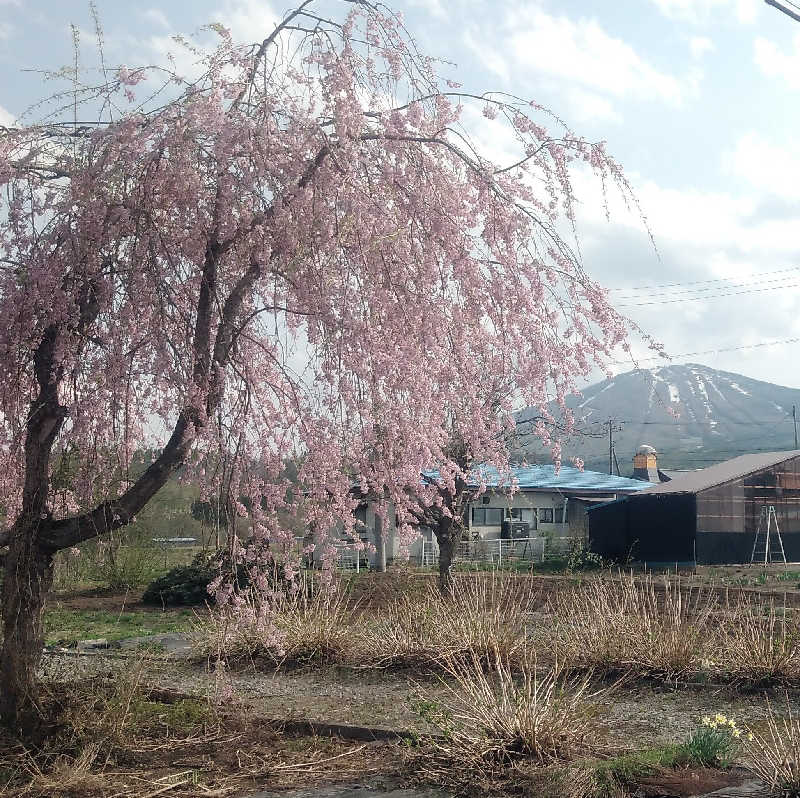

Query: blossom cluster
701;714;753;741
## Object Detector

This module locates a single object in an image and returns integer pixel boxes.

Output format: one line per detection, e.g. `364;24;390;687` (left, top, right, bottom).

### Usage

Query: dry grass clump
550;574;715;679
190;590;285;663
742;695;800;795
358;572;537;670
710;599;800;685
191;576;356;666
413;650;607;794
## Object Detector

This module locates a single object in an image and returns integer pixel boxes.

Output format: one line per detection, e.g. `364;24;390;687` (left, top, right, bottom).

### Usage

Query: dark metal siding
589;494;695;564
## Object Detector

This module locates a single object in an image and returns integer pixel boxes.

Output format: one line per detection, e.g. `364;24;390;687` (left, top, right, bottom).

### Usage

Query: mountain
516;364;800;473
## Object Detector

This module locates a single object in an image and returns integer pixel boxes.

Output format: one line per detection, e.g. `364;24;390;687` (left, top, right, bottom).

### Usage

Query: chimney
633;444;660;482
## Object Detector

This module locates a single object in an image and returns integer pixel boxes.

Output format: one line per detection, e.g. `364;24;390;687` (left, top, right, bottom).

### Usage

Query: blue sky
3;0;800;388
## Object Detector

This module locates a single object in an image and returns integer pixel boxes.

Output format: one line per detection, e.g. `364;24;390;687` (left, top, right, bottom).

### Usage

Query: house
588;449;800;566
344;463;653;567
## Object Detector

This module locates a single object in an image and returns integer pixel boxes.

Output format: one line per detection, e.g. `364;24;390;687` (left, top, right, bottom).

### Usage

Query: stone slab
117;633;192;655
245;780;449;798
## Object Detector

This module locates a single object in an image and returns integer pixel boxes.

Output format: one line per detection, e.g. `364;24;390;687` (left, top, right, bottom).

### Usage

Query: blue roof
423;464;654;494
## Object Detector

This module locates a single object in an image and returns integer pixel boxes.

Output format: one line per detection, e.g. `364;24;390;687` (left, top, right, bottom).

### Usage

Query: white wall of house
467;490;571;541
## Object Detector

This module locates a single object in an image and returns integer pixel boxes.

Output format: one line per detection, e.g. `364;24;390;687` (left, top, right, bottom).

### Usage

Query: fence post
421;537;425;568
498;539;502;569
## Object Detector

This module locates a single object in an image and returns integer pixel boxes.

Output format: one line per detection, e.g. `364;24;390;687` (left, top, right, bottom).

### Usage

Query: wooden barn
588;450;800;565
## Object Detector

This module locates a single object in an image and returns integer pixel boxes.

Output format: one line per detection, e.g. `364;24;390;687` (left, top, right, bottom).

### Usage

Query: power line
616;280;800;307
612;272;800;302
613;335;800;364
608;265;800;292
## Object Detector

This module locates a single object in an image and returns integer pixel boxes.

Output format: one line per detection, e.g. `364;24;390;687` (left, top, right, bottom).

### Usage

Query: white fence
321;536;577;571
419;536;574;568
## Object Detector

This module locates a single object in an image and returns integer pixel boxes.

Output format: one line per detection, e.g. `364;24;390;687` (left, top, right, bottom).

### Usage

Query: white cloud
690;36;715;59
491;7;692;106
725;131;800;200
405;0;447;20
212;0;278;43
463;29;510;82
754;34;800;90
0;104;14;126
141;0;279;84
565;87;623;124
649;0;758;24
142;9;170;30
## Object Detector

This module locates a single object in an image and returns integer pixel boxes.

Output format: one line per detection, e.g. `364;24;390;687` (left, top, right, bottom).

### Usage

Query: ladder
750;505;787;566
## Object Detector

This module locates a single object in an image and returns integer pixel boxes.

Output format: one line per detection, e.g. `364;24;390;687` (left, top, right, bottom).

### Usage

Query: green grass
591;744;701;795
126;696;214;733
591;725;738;796
44;606;194;645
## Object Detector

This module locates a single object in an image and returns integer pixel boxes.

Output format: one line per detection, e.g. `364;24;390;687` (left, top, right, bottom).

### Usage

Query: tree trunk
435;511;463;595
438;535;454;594
0;523;54;736
372;513;386;573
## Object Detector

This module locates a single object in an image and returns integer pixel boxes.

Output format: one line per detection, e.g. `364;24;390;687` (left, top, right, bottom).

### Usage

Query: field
7;562;800;797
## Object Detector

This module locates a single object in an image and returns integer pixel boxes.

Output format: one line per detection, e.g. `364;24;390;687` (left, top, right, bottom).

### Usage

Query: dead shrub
413;649;606;792
550;574;714;679
17;743;108;797
275;580;356;665
191;575;356;666
742;694;800;795
358;572;537;670
711;599;800;685
190;590;284;663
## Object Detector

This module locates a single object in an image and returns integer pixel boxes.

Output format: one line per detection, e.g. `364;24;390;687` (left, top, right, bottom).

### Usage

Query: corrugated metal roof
641;450;800;495
423;464;654;494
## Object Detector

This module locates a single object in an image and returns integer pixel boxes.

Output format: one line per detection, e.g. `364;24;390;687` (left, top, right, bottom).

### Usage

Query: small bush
566;538;608;573
142;554;218;606
142;552;252;606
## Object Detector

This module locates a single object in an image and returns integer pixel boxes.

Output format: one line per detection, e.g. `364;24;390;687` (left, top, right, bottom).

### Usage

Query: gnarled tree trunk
0;527;54;736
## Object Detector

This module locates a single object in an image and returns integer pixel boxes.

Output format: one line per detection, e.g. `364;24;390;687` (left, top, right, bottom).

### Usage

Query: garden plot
19;569;800;797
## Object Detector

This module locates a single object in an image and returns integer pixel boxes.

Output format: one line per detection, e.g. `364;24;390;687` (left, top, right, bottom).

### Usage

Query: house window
472;507;504;526
511;508;536;523
553;506;565;523
538;508;554;524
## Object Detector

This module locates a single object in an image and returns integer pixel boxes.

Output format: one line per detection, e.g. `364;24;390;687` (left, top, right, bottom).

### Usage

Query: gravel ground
38;644;800;754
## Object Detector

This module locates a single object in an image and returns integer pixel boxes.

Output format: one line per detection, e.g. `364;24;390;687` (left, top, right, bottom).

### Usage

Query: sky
2;0;800;388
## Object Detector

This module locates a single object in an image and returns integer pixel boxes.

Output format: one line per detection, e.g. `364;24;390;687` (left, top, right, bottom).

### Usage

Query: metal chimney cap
636;444;657;455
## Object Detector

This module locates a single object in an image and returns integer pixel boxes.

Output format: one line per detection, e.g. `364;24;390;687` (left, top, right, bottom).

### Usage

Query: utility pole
765;0;800;23
794;404;798;449
604;419;623;475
